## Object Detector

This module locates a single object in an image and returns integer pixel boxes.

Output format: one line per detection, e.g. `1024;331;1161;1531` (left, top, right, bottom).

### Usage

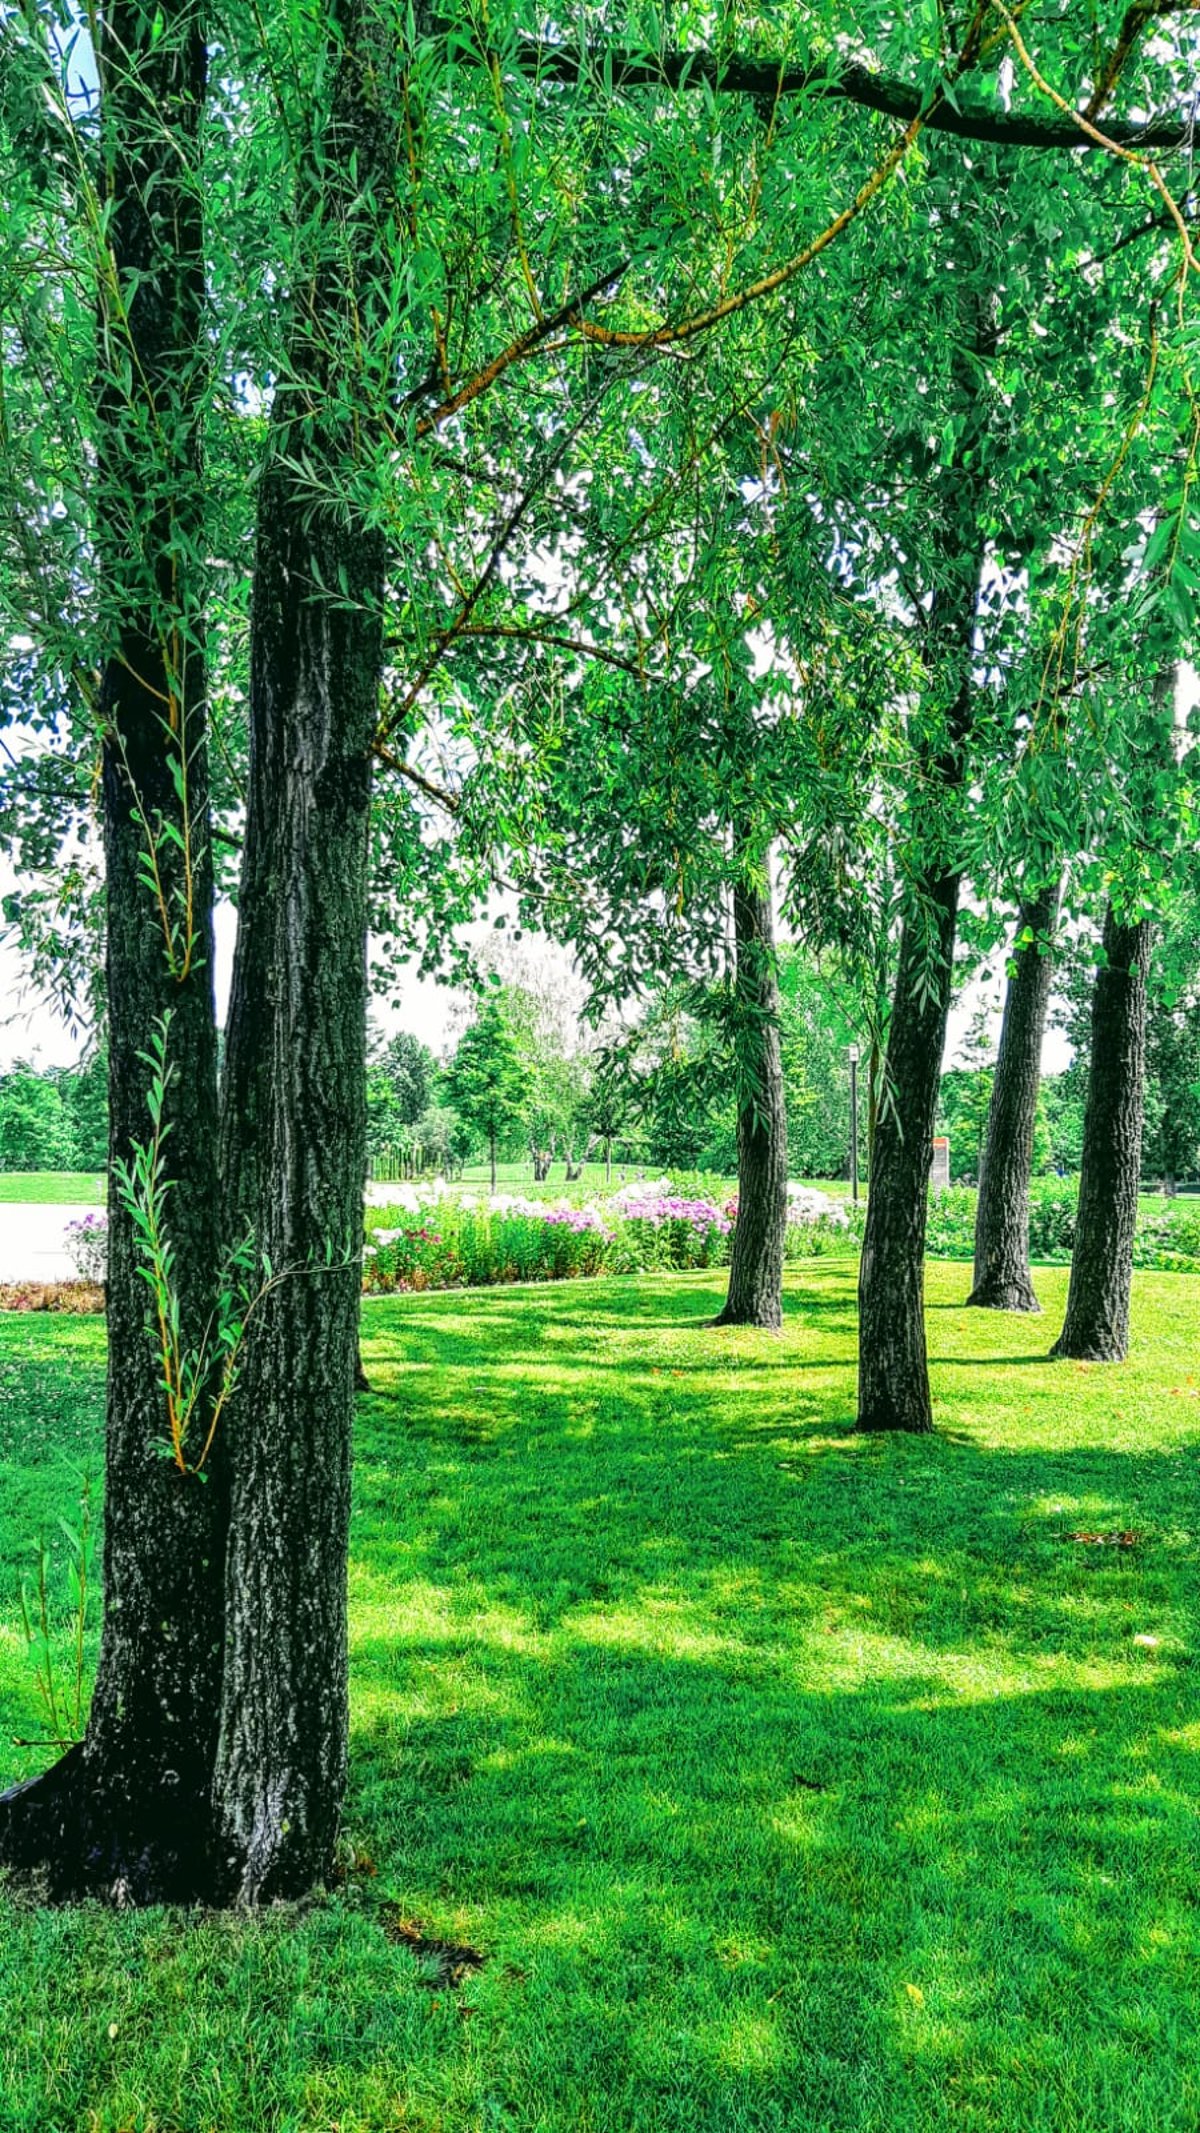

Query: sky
3;14;1192;1083
6;647;1197;1075
0;874;1072;1075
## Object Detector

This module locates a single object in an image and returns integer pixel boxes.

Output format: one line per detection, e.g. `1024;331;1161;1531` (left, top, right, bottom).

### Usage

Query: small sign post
930;1136;951;1194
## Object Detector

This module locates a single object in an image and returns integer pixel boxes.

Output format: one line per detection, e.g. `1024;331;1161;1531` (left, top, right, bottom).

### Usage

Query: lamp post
848;1043;860;1204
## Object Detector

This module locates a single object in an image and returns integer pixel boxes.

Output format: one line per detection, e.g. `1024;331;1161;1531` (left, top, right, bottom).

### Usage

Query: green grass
0;1173;106;1205
1;1263;1198;2131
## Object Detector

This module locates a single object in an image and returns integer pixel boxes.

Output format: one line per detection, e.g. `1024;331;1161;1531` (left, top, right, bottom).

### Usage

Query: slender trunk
0;0;222;1903
1051;907;1151;1362
855;230;997;1434
857;531;986;1433
715;863;787;1329
491;1128;498;1193
214;0;396;1903
967;881;1060;1311
857;871;960;1433
866;1033;880;1172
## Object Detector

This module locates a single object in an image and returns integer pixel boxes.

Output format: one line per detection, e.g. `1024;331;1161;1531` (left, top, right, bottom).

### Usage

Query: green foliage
0;1066;73;1172
0;1055;108;1174
924;1179;1200;1271
17;1466;94;1751
365;1028;435;1163
112;1017;268;1475
441;999;528;1167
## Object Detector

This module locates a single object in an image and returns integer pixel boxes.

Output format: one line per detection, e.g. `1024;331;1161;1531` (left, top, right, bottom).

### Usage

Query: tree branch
372;740;460;814
510;37;1197;152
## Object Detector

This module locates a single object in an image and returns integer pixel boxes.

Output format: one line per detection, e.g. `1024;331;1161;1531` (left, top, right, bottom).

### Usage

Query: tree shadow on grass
345;1610;1200;2131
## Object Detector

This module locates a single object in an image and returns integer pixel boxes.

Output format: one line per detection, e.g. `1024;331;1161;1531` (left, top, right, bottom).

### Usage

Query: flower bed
362;1178;857;1294
363;1179;734;1293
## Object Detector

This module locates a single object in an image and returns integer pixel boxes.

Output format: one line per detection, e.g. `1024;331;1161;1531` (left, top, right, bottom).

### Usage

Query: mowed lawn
0;1262;1197;2132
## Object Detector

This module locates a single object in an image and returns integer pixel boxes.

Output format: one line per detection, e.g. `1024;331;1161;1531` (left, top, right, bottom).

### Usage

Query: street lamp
848;1044;860;1204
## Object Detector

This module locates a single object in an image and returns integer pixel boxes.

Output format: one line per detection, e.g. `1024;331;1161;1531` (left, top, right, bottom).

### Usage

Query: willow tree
1;0;1197;1899
0;0;226;1899
967;883;1061;1310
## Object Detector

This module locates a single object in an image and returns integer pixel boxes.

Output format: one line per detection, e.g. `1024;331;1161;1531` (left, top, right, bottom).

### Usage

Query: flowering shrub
64;1212;108;1286
360;1173;1200;1297
363;1181;730;1293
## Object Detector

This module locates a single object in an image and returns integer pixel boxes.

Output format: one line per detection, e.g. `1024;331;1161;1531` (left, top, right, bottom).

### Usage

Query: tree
856;243;995;1434
0;1066;73;1171
367;1029;434;1165
375;1030;433;1127
443;1000;526;1191
2;0;1196;1904
0;0;226;1901
714;842;788;1328
211;0;401;1901
967;881;1060;1310
1051;902;1152;1361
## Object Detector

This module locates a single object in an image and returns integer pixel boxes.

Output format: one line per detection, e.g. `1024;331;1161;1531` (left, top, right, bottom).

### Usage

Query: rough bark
0;0;223;1903
855;222;996;1434
715;865;787;1329
857;871;961;1434
213;0;397;1903
1051;907;1151;1362
967;881;1060;1311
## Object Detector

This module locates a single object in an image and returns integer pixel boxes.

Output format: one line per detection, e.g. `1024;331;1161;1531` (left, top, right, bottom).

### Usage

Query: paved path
0;1203;105;1283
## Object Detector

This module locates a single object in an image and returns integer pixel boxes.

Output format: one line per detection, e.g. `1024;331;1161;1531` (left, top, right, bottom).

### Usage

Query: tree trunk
857;871;960;1433
491;1129;498;1192
714;864;788;1329
967;881;1060;1311
1050;906;1151;1362
213;0;396;1903
0;0;224;1904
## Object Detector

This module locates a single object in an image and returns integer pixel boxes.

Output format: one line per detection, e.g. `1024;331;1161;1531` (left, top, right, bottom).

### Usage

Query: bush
63;1212;108;1285
362;1184;731;1293
923;1178;1200;1272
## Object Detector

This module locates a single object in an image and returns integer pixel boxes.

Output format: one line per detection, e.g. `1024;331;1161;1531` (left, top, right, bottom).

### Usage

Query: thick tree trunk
857;871;960;1433
967;881;1060;1311
715;866;787;1329
1050;907;1151;1362
0;0;223;1903
212;0;397;1903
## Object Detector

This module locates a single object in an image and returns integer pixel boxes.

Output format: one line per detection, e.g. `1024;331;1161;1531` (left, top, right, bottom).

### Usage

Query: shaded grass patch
0;1262;1197;2130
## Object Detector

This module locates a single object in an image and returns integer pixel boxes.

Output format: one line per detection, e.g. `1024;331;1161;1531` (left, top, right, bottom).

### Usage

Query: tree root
0;1748;215;1906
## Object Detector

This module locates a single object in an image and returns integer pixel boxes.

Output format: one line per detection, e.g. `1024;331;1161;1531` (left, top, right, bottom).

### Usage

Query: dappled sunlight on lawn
1;1261;1198;2129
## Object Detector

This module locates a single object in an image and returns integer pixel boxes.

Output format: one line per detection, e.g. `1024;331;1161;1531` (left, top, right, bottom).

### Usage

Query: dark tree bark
857;872;962;1434
855;224;996;1435
213;0;398;1903
1050;906;1151;1362
967;881;1060;1311
0;0;223;1903
714;864;787;1329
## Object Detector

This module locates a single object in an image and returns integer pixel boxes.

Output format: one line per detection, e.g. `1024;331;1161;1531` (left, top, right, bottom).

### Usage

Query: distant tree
777;953;862;1179
0;1065;73;1170
60;1049;109;1170
375;1030;432;1125
1144;1006;1200;1188
443;999;526;1191
366;1029;434;1164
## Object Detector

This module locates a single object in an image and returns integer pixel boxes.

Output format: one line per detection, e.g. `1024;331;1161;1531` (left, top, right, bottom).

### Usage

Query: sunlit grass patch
0;1261;1197;2130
